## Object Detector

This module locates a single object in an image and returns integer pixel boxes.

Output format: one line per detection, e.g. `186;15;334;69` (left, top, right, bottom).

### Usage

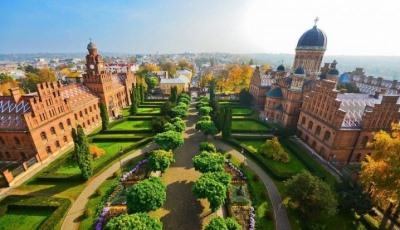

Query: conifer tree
100;102;109;131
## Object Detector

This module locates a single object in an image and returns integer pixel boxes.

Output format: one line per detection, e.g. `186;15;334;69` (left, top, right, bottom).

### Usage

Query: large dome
87;41;97;50
296;25;327;50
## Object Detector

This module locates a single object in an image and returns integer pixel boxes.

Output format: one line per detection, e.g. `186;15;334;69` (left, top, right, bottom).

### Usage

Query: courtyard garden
231;120;270;132
231;107;253;115
109;120;151;131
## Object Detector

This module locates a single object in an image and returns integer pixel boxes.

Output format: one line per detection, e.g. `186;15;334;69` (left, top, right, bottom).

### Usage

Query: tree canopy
285;171;338;220
148;150;175;173
205;217;242;230
193;151;225;173
199;142;217;153
258;137;290;162
127;177;166;213
154;130;184;151
360;124;400;207
192;174;228;212
195;120;219;137
199;106;213;116
151;115;171;133
105;213;162;230
74;125;93;180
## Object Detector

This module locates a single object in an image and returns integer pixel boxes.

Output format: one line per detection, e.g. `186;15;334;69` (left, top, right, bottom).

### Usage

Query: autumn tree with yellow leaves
360;124;400;208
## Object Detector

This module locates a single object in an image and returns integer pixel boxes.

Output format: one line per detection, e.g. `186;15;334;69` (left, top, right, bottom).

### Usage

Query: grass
240;140;309;175
56;141;135;175
231;120;270;132
219;101;239;105
232;107;252;115
94;133;152;139
109;120;151;131
137;107;161;114
0;208;54;230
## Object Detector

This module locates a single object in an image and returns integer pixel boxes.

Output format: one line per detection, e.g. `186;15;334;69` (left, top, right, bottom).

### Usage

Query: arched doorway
304;135;309;144
354;153;361;162
320;147;325;158
311;141;316;149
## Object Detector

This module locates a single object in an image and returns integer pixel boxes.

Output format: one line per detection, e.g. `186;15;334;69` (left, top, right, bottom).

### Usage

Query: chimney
380;88;387;94
339;89;347;94
9;87;21;102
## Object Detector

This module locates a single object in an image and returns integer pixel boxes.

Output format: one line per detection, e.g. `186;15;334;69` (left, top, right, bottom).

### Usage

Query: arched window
92;117;95;123
67;119;72;127
307;121;313;130
0;137;5;147
89;107;92;113
5;152;11;159
59;122;64;130
320;147;326;158
355;153;362;162
315;126;321;136
63;136;68;143
14;137;21;147
84;109;88;115
360;136;368;148
41;132;47;141
305;135;309;143
79;111;83;117
20;152;27;160
301;117;306;125
311;141;316;149
55;141;61;149
324;131;331;142
46;146;52;154
50;127;56;135
94;104;97;110
74;114;78;120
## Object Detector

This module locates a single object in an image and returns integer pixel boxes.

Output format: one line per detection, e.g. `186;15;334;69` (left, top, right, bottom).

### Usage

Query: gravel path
150;103;218;229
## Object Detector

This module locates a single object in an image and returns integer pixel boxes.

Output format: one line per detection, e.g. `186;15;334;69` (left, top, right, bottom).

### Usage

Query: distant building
176;69;192;80
160;74;190;94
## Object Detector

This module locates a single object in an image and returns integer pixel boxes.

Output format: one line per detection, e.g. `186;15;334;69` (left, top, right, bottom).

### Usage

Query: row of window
301;118;331;142
0;137;22;147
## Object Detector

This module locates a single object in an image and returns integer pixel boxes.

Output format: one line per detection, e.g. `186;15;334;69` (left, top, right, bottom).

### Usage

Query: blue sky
1;0;400;55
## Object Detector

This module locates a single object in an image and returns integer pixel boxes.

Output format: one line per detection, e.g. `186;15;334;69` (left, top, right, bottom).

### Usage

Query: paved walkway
61;143;159;230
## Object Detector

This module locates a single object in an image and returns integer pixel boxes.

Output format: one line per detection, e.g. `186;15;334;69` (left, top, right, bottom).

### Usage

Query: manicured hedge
0;195;71;230
232;135;273;140
127;116;157;121
101;129;153;134
138;105;162;108
107;118;128;130
91;137;144;142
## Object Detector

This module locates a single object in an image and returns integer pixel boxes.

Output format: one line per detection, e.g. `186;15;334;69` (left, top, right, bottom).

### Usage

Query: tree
130;57;137;63
161;101;174;116
171;105;188;118
24;65;39;74
249;59;254;65
139;83;144;103
205;217;242;230
221;107;232;139
199;142;217;153
178;97;191;105
127;177;166;213
360;124;400;207
209;79;216;100
89;145;105;159
169;86;178;104
154;130;184;151
285;171;338;220
195;120;219;138
161;62;177;77
258;137;290;162
201;172;231;187
148;150;175;173
337;177;373;214
38;67;56;83
196;101;209;110
199;106;213;116
100;102;109;131
76;125;93;180
192;172;230;212
105;213;162;230
170;117;186;132
193;151;225;173
151;115;171;133
130;84;138;115
238;89;253;106
209;99;220;116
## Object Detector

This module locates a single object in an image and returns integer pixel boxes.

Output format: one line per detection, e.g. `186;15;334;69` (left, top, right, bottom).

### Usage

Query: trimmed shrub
96;188;103;196
84;208;92;218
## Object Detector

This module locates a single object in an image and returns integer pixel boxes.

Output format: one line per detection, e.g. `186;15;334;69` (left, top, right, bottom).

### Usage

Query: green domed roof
266;87;283;98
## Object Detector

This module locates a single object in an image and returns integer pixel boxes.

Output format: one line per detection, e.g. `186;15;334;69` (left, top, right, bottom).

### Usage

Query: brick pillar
35;154;42;163
2;170;14;186
22;162;28;171
367;76;373;84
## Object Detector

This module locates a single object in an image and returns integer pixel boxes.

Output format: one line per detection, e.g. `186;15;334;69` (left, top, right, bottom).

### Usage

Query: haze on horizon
1;0;399;56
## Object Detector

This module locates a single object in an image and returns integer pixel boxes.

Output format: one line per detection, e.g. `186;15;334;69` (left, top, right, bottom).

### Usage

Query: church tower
293;18;327;77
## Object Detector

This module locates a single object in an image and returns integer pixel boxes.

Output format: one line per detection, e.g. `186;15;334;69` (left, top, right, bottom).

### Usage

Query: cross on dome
314;17;319;26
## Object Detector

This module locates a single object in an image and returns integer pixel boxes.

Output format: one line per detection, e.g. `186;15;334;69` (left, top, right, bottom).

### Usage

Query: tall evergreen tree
222;107;232;139
100;102;109;131
76;125;93;180
209;79;216;100
130;85;138;115
169;86;178;104
139;83;144;103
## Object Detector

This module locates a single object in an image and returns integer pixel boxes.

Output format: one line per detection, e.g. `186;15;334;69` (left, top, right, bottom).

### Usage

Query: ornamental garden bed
0;195;71;230
137;107;161;114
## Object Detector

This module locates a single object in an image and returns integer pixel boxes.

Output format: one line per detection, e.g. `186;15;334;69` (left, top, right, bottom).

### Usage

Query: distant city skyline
1;0;400;56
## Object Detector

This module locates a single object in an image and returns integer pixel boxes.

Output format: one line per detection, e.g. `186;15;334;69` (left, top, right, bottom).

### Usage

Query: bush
252;174;260;182
265;210;273;220
96;188;103;196
84;208;92;218
260;191;268;199
363;214;379;230
199;142;217;153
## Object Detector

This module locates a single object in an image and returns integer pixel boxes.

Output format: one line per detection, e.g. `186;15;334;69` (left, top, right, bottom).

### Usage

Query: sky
1;0;400;56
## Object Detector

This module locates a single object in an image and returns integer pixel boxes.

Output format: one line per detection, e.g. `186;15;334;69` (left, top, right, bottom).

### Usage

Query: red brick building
0;41;136;162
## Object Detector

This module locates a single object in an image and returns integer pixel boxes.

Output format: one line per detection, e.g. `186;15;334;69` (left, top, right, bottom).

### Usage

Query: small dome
277;64;285;72
338;73;352;83
294;67;305;75
87;41;97;50
266;87;283;98
297;25;327;50
327;68;339;76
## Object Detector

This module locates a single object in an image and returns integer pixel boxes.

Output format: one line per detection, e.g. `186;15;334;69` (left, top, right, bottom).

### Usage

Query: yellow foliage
360;123;400;207
90;145;105;159
262;64;271;72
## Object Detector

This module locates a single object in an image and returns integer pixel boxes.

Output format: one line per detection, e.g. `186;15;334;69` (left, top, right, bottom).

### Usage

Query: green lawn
137;107;161;114
232;107;252;115
241;140;307;175
231;120;269;132
109;120;151;131
121;108;130;117
219;101;239;105
0;208;54;230
56;141;135;175
94;133;152;139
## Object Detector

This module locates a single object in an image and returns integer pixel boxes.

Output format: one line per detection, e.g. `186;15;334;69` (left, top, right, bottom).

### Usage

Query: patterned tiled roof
266;87;283;98
0;96;31;130
61;84;99;109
